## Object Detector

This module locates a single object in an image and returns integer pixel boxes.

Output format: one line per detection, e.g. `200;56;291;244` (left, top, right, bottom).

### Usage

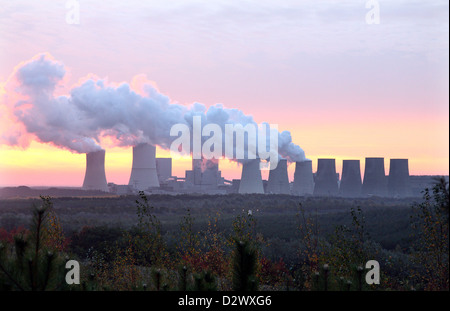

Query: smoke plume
1;53;306;162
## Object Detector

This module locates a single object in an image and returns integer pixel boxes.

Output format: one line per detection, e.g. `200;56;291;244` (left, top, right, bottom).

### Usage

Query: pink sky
0;0;448;187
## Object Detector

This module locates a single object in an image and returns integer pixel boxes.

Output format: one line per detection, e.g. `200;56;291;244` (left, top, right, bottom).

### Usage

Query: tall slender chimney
313;158;338;196
82;150;109;192
292;160;314;196
388;159;411;197
238;158;264;194
128;143;160;190
339;160;362;197
267;159;290;194
362;157;387;196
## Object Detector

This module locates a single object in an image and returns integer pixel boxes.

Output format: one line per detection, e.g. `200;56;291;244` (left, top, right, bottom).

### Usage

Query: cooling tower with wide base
267;159;291;194
292;160;314;196
339;160;362;197
361;157;387;196
388;159;411;197
313;159;339;196
238;158;264;194
128;143;160;190
82;150;109;192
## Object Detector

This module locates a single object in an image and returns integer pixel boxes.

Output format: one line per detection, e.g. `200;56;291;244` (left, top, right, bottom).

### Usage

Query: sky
0;0;448;187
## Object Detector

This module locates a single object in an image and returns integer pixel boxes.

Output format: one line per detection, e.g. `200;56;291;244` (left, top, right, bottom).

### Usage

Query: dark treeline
0;179;448;291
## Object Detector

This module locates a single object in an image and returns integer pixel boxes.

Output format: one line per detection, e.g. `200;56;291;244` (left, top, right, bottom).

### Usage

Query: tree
231;239;258;291
410;178;449;290
0;196;68;290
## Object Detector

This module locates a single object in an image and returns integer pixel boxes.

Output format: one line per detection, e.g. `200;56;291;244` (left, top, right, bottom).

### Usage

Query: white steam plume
1;54;306;162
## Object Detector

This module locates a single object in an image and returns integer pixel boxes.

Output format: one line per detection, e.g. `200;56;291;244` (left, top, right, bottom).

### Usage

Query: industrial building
292;160;314;196
266;159;290;194
80;148;430;197
82;150;109;192
339;160;362;197
128;143;160;190
361;157;388;197
388;159;411;197
156;158;172;183
238;158;264;194
313;159;339;196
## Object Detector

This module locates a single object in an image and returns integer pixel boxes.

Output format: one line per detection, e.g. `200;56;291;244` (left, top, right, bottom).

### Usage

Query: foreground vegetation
0;179;448;291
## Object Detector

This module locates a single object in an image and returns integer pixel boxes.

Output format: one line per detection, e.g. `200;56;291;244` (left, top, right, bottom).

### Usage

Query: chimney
82;150;109;192
267;159;290;194
128;143;160;190
238;158;264;194
339;160;362;197
388;159;411;197
313;158;339;196
292;160;314;196
361;157;387;196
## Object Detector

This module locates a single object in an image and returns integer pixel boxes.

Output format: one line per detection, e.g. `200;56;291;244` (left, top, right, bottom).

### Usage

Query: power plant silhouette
266;159;290;194
292;160;314;196
339;160;362;197
361;157;387;197
82;146;415;197
239;158;264;194
313;159;339;196
82;150;109;192
128;143;160;190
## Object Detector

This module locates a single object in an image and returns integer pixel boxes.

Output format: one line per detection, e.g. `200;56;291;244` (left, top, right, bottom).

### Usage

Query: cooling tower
339;160;362;197
238;159;264;194
267;159;290;194
82;150;109;192
388;159;411;197
313;159;339;196
292;160;314;195
361;157;387;196
128;143;160;190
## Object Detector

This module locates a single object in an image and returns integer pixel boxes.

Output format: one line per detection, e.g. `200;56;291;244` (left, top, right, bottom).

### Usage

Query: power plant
184;158;226;193
292;160;314;196
339;160;362;197
313;159;339;196
80;149;423;198
388;159;411;197
82;150;109;192
128;143;160;190
266;159;290;194
361;157;387;196
238;158;264;194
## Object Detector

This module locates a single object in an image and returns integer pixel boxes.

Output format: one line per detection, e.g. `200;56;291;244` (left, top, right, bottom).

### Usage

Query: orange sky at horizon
0;117;448;188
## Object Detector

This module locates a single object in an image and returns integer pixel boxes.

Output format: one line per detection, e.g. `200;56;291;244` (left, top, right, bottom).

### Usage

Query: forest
0;178;448;291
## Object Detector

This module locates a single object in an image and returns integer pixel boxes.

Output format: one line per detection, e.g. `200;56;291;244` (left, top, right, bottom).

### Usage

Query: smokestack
361;157;387;196
238;159;264;194
82;150;109;192
128;143;160;190
267;159;290;194
292;160;314;196
313;159;339;196
388;159;411;197
339;160;362;197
